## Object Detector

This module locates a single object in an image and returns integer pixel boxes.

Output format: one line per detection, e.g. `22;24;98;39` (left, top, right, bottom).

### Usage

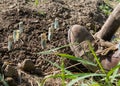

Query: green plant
40;33;47;49
34;0;48;6
0;74;9;86
36;42;120;86
99;3;112;16
88;41;105;74
116;0;120;2
54;18;59;30
35;0;39;5
8;35;13;51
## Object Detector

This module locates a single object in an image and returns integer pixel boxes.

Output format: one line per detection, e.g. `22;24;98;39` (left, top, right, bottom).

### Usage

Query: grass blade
44;59;72;74
107;62;120;82
36;43;75;55
88;41;105;74
57;53;97;67
67;73;105;86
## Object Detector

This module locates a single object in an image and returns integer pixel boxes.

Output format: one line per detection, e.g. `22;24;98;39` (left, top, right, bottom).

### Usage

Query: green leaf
57;53;97;67
36;43;75;55
88;41;105;74
67;73;105;86
117;80;120;86
44;59;72;75
35;0;39;5
107;62;120;81
90;82;101;86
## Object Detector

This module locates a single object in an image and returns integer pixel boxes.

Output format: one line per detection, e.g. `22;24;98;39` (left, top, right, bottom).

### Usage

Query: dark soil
0;0;107;85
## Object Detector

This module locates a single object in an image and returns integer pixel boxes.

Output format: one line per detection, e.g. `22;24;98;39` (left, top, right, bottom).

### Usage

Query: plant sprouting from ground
40;33;47;49
13;30;17;43
0;74;9;86
48;23;54;41
15;30;20;41
99;3;112;16
36;42;120;86
8;35;13;51
13;30;20;43
54;18;59;30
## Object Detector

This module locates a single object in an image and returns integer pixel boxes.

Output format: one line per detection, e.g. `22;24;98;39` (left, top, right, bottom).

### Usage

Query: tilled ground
0;0;109;85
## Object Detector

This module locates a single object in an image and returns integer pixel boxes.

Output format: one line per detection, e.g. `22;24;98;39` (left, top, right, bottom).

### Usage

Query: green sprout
99;4;112;16
13;30;17;43
8;35;13;51
0;74;9;86
54;18;59;30
13;30;20;43
40;33;47;49
16;30;20;41
48;23;54;41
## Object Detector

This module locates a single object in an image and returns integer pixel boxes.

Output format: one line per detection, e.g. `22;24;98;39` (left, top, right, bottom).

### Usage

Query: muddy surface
0;0;109;85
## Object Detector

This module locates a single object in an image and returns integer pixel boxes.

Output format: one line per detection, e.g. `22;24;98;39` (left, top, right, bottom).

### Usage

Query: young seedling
8;35;13;51
48;23;54;41
54;17;59;30
13;30;17;43
19;22;24;33
40;33;47;49
16;30;20;41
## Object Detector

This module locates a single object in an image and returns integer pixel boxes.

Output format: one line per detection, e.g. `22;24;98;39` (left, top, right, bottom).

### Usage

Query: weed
99;3;112;16
0;74;9;86
36;42;120;86
54;18;59;30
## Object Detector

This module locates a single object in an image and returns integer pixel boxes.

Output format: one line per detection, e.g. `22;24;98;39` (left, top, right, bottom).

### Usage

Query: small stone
21;59;35;72
86;23;91;27
4;65;18;78
32;20;39;23
5;77;17;86
9;4;16;9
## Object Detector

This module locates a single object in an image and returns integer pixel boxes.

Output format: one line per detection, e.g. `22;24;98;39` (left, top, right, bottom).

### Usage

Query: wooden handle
96;3;120;41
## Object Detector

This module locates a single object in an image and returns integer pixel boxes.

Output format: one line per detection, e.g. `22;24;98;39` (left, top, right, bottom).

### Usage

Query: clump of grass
99;3;112;16
36;42;120;86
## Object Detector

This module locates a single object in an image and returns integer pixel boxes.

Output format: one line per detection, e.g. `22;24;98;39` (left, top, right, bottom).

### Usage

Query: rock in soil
4;65;18;78
5;77;17;86
21;59;35;72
